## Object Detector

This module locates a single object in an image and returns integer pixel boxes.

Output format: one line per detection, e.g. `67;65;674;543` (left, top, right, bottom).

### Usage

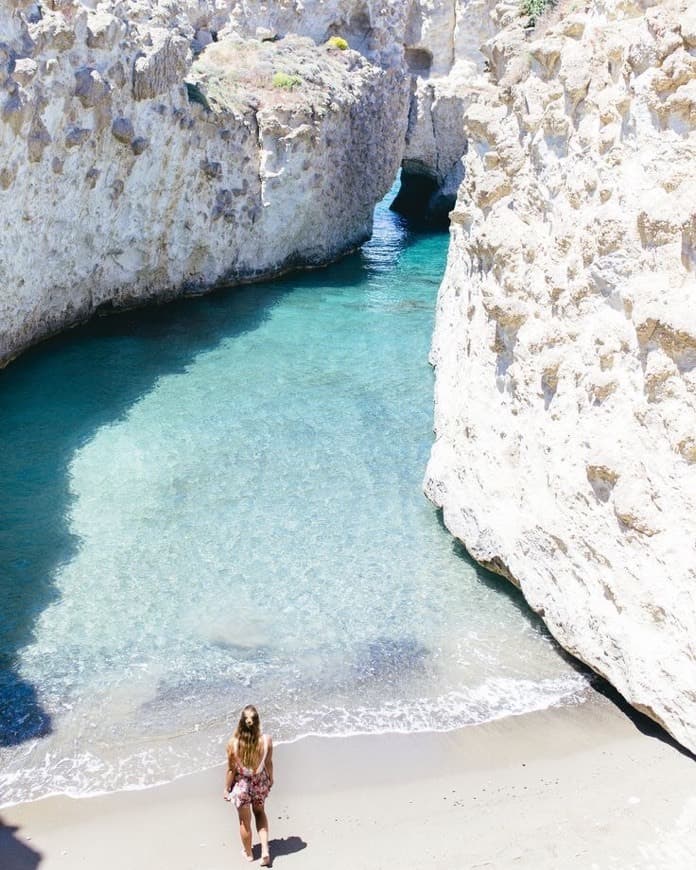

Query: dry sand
2;686;696;870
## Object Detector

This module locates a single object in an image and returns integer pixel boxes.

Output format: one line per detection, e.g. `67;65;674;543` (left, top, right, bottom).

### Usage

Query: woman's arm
223;739;236;800
265;736;274;787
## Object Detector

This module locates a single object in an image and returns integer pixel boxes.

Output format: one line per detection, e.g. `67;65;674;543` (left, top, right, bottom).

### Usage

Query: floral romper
230;735;272;810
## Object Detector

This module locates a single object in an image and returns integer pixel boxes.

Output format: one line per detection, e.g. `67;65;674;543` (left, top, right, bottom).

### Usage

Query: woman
224;705;274;866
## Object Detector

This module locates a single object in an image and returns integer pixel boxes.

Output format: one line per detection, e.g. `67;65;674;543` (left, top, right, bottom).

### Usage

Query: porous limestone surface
0;0;409;363
402;0;504;190
172;0;498;196
400;0;518;220
425;0;696;752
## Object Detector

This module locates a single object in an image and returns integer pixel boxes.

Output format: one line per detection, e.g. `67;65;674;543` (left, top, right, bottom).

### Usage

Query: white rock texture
402;0;502;192
0;0;411;363
425;0;696;752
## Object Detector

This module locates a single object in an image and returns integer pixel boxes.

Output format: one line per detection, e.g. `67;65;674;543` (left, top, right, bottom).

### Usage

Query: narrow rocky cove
0;0;694;788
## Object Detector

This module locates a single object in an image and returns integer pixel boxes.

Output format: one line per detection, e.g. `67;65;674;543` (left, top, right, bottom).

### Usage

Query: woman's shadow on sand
0;818;41;870
252;836;307;865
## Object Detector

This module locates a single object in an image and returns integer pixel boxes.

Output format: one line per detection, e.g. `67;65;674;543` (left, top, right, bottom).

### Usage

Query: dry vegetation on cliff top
188;34;365;112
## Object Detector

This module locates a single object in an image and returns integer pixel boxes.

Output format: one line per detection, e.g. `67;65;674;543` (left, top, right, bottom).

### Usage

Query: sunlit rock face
0;0;491;363
0;0;411;363
425;0;696;752
400;0;502;220
203;0;500;226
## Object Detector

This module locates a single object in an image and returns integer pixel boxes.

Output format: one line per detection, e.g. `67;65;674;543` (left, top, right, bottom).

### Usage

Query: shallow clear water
0;189;588;805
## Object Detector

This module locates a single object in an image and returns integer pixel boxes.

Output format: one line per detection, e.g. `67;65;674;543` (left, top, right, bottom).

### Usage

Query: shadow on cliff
0;275;304;746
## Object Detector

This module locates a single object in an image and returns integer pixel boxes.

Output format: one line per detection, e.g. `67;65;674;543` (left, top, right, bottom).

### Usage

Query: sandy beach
2;685;695;870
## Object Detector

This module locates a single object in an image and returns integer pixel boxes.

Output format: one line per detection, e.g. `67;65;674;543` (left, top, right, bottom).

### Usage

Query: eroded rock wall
397;0;508;222
403;1;498;178
425;0;696;751
0;0;409;363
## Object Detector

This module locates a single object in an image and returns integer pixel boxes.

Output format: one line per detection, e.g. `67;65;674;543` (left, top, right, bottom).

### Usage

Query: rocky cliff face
0;0;492;363
400;0;502;221
425;0;696;752
0;0;410;363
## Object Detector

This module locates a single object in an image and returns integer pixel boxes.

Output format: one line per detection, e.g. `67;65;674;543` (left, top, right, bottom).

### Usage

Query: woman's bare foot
260;855;271;867
241;848;254;862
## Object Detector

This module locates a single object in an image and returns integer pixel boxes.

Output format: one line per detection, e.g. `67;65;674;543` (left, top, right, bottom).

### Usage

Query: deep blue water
0;187;587;804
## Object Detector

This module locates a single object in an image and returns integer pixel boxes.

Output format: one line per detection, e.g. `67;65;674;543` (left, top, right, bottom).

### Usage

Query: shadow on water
0;204;446;749
0;818;41;869
0;278;293;747
434;509;592;676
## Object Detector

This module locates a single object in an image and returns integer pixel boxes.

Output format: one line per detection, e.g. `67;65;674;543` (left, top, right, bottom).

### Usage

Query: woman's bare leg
237;805;253;859
253;805;270;864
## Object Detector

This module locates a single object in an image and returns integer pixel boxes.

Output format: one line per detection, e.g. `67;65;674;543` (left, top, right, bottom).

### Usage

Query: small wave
276;673;590;740
0;672;589;808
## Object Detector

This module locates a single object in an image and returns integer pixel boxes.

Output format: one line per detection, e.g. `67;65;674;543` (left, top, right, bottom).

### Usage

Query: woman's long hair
231;705;262;770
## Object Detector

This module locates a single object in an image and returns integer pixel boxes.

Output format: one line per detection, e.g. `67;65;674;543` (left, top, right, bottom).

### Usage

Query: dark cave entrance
389;168;455;230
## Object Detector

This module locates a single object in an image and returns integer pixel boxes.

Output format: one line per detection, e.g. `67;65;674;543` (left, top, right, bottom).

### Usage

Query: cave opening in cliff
389;168;454;230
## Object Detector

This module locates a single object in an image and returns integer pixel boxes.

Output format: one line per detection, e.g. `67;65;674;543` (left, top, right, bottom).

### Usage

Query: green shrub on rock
185;81;210;109
272;71;302;89
522;0;554;24
327;36;349;50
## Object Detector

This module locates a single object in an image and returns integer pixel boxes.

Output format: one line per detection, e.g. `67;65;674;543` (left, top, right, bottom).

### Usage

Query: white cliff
0;0;411;363
400;0;503;219
425;0;696;752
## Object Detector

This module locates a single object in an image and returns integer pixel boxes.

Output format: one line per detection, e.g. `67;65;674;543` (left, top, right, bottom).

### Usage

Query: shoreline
0;674;591;811
2;686;696;869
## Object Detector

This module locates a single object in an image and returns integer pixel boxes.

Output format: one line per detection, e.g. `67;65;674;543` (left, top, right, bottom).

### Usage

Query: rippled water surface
0;187;588;805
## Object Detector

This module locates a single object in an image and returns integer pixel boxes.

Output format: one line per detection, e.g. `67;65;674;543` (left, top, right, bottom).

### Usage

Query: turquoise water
0;189;588;805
